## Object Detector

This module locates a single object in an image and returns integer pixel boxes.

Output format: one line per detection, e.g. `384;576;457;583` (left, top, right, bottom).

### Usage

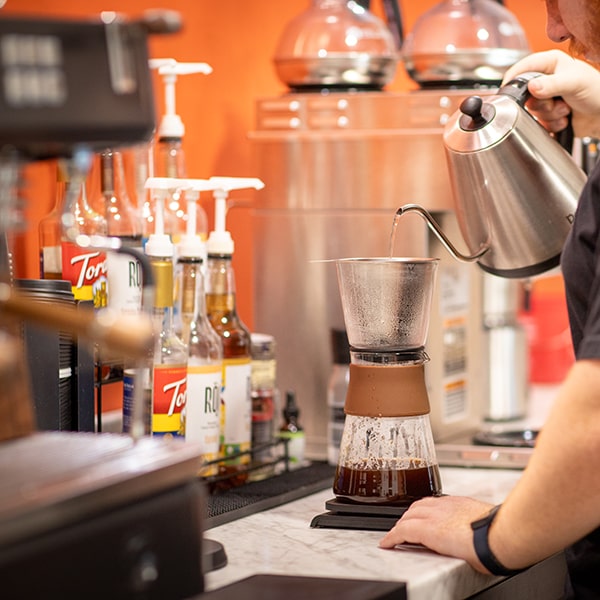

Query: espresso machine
0;13;211;598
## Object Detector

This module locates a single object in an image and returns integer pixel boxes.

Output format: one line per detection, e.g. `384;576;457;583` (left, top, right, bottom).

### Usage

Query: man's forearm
490;360;600;569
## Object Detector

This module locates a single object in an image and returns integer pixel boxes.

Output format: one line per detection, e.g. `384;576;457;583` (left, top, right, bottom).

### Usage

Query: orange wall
3;0;559;328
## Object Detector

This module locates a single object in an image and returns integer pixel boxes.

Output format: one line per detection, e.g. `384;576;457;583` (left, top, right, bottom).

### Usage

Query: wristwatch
471;504;524;576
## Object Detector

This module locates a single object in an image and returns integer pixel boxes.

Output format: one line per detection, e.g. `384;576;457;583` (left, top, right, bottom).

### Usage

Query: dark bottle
278;391;305;469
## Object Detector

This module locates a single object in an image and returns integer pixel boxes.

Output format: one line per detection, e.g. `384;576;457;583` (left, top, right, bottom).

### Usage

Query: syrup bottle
95;149;143;315
150;59;210;244
39;160;108;308
204;177;264;486
205;247;252;484
146;232;188;438
185;254;223;477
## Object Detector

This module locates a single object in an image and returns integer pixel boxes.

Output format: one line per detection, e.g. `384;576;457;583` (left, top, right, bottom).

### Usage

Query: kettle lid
443;93;519;152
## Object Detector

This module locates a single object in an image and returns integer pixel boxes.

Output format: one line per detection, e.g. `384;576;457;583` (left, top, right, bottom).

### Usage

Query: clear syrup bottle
146;234;187;438
185;256;223;476
39;160;108;308
95;149;143;315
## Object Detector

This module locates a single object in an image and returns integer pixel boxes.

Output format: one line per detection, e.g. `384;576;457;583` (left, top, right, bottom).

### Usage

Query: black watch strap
471;505;524;576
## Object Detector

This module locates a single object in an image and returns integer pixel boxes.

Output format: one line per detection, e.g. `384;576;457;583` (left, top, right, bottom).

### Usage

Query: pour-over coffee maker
311;257;442;530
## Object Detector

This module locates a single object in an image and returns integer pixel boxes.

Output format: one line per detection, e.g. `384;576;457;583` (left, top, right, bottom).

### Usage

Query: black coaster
310;498;407;531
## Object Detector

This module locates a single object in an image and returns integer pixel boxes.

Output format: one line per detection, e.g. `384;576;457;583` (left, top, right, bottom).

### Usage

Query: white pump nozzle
178;178;217;259
149;58;213;139
144;178;177;258
206;177;265;256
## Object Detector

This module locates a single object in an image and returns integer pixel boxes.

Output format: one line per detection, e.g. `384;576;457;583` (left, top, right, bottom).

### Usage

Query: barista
380;2;600;599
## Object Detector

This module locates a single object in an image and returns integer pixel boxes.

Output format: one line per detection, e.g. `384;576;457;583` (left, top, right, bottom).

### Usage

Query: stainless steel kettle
398;72;587;279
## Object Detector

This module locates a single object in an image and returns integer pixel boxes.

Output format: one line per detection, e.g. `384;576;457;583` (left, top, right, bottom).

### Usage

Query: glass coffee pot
333;257;442;506
273;0;400;91
402;0;530;88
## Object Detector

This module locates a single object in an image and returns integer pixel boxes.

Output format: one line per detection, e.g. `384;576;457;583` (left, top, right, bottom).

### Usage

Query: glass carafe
333;258;442;505
273;0;398;90
402;0;530;87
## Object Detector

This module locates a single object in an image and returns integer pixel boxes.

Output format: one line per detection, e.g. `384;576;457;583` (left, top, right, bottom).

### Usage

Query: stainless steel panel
253;208;427;456
250;91;491;457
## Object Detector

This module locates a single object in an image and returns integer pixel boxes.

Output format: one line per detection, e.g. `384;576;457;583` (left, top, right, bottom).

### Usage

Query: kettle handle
498;71;542;107
499;71;574;152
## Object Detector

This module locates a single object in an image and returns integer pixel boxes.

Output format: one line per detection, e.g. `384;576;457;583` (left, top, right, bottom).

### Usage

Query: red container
521;277;574;384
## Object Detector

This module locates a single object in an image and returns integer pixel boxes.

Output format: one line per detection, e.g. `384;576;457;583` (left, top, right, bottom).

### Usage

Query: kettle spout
394;204;490;263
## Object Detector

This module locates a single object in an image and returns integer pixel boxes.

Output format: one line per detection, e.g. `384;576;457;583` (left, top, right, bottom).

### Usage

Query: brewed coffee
334;461;442;506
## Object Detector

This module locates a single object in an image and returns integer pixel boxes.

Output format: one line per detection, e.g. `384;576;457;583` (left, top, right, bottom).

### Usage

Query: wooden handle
1;290;154;359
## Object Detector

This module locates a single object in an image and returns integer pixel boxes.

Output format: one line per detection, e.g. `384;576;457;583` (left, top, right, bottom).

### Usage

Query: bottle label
221;357;252;464
122;368;151;435
279;430;305;466
41;245;61;277
61;241;108;306
186;363;222;474
152;363;187;438
106;250;142;314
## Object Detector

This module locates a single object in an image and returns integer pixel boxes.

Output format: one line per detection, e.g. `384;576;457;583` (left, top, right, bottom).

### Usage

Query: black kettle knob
459;96;495;132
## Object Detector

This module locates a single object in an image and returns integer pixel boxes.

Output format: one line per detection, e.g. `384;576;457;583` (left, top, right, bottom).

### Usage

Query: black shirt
558;159;600;599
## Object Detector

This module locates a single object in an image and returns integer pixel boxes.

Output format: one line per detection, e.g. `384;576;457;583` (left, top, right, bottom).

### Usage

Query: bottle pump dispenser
149;59;212;241
150;58;213;140
206;177;265;256
204;176;264;480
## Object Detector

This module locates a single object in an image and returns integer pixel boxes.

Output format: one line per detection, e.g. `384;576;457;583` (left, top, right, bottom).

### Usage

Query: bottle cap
178;234;206;259
284;390;300;419
145;233;173;258
206;230;234;255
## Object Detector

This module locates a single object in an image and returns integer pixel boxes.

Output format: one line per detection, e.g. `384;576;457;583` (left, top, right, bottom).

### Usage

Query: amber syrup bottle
205;250;252;488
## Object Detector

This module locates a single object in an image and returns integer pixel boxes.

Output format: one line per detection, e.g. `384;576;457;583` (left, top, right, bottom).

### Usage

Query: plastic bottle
185;251;223;477
39;160;108;307
95;149;143;315
250;332;277;480
278;390;306;469
204;176;264;483
123;182;187;437
327;328;350;466
149;59;211;244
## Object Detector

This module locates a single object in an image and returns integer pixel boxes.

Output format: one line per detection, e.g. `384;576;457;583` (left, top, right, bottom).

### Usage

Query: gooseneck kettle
399;72;587;279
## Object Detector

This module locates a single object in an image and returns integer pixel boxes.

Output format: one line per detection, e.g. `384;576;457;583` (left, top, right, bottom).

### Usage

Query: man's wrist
471;505;524;576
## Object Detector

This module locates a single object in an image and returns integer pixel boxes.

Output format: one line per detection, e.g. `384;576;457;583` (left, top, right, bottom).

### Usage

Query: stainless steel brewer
332;258;442;505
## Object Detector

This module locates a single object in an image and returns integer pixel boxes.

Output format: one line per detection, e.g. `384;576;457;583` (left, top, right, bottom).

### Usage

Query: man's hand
379;496;495;574
502;49;600;138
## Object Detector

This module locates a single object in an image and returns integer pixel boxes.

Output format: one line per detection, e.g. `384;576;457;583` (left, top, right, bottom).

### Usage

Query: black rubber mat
205;461;336;529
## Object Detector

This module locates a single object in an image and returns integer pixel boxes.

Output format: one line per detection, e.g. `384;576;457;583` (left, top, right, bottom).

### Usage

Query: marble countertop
204;466;527;599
